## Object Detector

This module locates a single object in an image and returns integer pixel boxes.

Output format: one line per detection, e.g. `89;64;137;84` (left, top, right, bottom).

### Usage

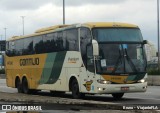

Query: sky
0;0;158;48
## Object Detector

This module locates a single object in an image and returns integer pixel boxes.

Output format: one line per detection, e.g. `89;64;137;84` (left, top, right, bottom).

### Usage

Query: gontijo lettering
20;58;39;66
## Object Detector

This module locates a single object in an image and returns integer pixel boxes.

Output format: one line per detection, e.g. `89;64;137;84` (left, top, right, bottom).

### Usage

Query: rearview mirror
92;40;99;56
143;40;148;44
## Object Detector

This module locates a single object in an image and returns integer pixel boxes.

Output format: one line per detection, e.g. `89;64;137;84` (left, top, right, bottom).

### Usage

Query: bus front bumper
96;82;147;94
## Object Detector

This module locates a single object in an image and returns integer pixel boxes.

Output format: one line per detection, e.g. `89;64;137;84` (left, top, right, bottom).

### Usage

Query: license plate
121;87;129;91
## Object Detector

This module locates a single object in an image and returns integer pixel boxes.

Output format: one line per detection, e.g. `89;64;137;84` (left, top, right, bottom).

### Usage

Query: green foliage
0;69;5;74
147;69;160;75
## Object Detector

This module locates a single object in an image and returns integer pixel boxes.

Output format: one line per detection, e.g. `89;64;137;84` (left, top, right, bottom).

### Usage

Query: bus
5;22;147;99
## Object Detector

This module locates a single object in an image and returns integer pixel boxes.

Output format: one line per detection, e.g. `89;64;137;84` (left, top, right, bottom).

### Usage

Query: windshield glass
96;43;147;74
93;28;143;42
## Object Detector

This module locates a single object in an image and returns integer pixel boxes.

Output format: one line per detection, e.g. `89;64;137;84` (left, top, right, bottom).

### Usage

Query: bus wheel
16;78;23;93
22;78;31;94
30;89;38;94
50;91;65;96
71;79;84;99
112;93;124;99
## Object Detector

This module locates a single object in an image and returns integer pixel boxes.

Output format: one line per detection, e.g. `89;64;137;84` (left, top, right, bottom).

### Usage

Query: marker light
97;79;111;84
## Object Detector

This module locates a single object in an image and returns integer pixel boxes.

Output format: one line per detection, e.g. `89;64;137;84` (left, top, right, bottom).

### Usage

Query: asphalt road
0;79;160;113
0;79;160;105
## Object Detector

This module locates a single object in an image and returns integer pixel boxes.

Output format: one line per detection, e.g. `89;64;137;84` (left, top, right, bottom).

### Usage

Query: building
145;41;157;63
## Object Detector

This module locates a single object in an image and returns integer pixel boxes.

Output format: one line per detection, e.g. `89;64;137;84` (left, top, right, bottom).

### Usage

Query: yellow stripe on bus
102;75;135;84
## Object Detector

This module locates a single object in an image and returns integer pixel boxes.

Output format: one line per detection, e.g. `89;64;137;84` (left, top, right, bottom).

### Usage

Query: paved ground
0;79;160;113
0;74;5;79
1;79;160;104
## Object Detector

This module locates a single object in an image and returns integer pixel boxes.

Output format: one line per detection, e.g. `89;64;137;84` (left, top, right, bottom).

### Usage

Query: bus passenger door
86;45;95;75
80;28;95;93
81;44;96;93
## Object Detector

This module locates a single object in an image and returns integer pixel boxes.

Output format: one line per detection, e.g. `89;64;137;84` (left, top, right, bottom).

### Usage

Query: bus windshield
96;43;147;74
92;28;147;74
92;28;143;42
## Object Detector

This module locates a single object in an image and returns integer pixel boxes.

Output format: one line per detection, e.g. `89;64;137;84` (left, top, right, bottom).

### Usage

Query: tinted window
15;39;23;56
33;35;44;54
6;42;10;56
10;41;15;56
23;37;33;55
80;27;92;67
66;29;79;51
87;45;94;72
56;32;64;51
43;33;55;53
8;29;80;56
93;28;143;42
80;28;92;56
62;31;67;50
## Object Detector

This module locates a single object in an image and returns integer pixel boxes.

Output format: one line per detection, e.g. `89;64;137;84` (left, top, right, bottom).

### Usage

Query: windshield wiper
112;50;123;73
124;49;138;73
112;45;138;74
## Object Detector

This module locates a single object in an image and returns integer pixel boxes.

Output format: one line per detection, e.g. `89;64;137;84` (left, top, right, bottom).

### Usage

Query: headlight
138;78;146;83
97;79;111;84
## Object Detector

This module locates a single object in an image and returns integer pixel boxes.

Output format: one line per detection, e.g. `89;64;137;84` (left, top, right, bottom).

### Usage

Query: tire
71;79;84;99
50;91;65;96
112;93;124;99
30;89;38;94
22;78;31;94
16;78;23;93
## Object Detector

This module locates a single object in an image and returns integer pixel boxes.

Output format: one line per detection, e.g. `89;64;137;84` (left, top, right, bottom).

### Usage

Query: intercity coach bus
5;22;147;99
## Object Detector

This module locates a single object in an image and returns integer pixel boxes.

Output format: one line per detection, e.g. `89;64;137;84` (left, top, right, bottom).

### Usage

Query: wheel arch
22;76;27;82
69;76;79;91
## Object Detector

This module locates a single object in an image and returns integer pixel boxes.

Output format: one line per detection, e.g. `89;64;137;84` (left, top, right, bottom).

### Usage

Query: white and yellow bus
5;22;147;99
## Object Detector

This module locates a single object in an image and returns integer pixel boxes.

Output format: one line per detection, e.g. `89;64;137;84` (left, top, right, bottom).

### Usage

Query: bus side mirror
143;40;148;44
92;40;99;56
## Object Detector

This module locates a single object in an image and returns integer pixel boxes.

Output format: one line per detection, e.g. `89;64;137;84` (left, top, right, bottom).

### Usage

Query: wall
147;75;160;86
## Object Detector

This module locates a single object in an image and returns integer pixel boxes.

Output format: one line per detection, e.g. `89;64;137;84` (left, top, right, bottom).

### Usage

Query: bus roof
82;22;138;28
7;22;139;41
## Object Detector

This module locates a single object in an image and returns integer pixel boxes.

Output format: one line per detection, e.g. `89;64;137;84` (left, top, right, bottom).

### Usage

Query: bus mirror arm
143;40;148;44
92;40;99;56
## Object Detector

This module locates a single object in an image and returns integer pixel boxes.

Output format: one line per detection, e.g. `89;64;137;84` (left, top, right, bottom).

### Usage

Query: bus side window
10;41;15;56
23;37;33;55
63;31;67;51
15;39;24;56
43;33;55;53
66;28;79;51
80;27;92;67
6;42;9;56
56;32;64;51
33;36;44;54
